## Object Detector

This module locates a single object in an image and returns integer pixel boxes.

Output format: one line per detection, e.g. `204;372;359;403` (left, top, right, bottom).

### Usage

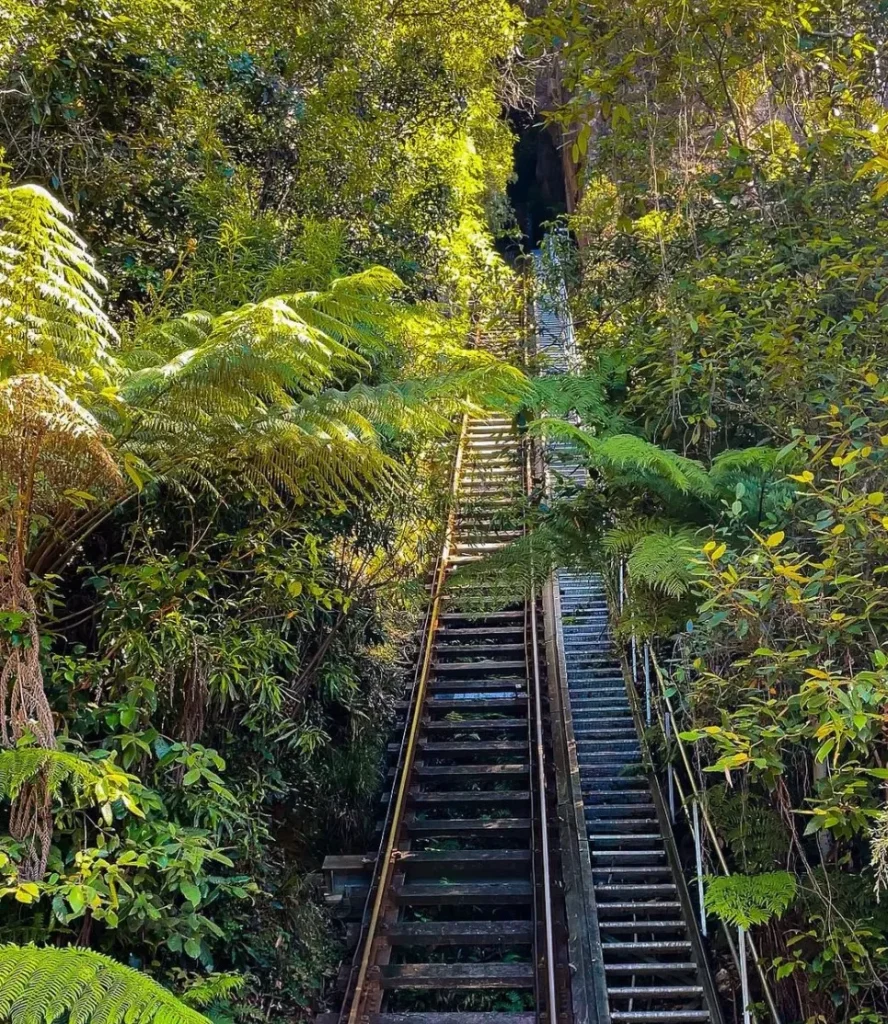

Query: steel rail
339;414;469;1024
524;441;559;1024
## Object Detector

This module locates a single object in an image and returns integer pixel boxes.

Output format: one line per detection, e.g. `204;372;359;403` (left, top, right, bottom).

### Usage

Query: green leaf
180;882;202;907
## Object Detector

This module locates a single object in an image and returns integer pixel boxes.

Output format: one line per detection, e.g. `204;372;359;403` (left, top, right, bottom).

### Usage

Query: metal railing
615;561;783;1024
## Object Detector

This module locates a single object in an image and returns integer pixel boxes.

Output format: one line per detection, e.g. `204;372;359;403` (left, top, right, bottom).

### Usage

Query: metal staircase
558;572;712;1024
535;242;722;1024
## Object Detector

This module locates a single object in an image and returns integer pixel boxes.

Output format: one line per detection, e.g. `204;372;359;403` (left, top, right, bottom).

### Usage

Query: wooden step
382;920;533;945
320;1014;535;1024
380;962;533;989
395;880;533;904
396;849;531;869
405;815;531;834
402;764;529;778
422;717;527;731
407;790;530;805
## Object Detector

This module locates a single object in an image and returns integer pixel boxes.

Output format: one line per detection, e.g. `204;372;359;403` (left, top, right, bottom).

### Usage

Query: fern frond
180;973;245;1009
709;446;780;487
529;422;713;497
0;749;140;814
0;944;209;1024
447;510;596;614
0;374;122;522
704;871;797;929
0;184;117;384
521;372;614;426
603;517;677;554
625;528;701;599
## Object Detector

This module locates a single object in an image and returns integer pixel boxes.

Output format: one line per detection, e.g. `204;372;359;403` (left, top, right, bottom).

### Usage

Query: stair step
321;1013;536;1024
608;985;704;999
592;849;666;860
593;866;673;878
596;884;677;896
396;850;530;869
423;718;527;731
603;941;693;953
599;920;687;932
405;817;531;834
605;963;697;973
407;764;529;778
610;1014;709;1023
395;881;533;904
588;834;663;845
380;963;533;989
595;902;682;914
383;921;533;944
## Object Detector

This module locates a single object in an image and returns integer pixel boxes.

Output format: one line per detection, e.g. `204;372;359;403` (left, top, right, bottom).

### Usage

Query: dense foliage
523;1;888;1020
0;1;522;1019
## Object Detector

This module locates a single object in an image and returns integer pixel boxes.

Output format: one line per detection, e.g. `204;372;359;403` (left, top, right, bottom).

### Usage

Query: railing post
739;926;752;1024
665;711;675;822
692;799;707;937
643;642;651;726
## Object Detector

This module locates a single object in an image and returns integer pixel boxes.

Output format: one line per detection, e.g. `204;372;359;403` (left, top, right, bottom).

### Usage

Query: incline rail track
323;408;568;1024
323;247;728;1024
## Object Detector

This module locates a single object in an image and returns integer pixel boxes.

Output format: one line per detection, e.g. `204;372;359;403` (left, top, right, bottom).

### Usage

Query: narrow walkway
536;244;717;1024
558;574;709;1023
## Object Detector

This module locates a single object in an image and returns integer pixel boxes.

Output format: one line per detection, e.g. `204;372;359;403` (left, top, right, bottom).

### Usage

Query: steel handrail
615;558;783;1024
525;440;559;1024
645;644;783;1024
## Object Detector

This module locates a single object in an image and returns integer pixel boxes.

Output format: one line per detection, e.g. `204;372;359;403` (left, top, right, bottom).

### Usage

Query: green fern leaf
704;871;797;929
0;944;209;1024
625;528;700;599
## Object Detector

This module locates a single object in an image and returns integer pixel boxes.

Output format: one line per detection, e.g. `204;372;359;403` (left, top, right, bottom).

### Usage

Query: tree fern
0;944;209;1024
529;421;713;497
709;446;780;487
180;973;245;1009
518;372;614;427
705;788;790;873
447;510;596;612
111;274;523;505
704;871;797;929
0;184;117;386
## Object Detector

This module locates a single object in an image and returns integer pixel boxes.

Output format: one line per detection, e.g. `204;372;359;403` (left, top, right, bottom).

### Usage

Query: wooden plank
408;790;530;805
429;679;525;692
414;741;526;754
437;626;523;637
395;881;533;905
422;717;526;731
367;1014;536;1024
438;611;523;621
409;764;528;777
380;962;534;989
433;660;526;673
382;920;533;945
434;644;525;656
395;849;530;867
322;854;371;871
405;816;531;834
396;699;525;712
